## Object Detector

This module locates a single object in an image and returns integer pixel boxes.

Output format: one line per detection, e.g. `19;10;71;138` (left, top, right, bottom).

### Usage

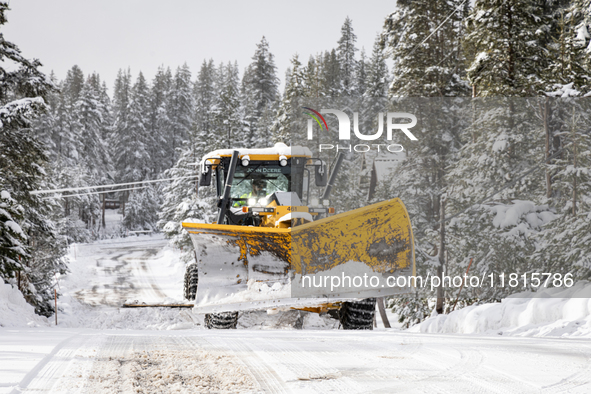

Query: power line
406;0;468;58
31;174;199;195
41;186;150;200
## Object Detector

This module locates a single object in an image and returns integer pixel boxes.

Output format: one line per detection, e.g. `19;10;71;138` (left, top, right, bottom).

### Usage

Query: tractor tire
339;298;376;330
183;263;199;301
204;312;239;329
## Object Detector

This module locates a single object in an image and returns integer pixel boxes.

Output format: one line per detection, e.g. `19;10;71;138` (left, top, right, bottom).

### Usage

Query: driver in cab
233;179;266;207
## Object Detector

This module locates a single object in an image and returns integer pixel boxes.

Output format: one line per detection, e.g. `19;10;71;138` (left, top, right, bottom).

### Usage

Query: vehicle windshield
229;163;291;200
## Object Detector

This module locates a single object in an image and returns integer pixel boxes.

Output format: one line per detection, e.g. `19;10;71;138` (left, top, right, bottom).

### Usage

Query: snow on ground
0;282;48;328
3;328;591;393
53;232;341;331
412;281;591;337
1;209;591;392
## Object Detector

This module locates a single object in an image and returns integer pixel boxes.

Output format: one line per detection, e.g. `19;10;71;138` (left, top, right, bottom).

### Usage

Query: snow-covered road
3;328;591;393
2;234;591;393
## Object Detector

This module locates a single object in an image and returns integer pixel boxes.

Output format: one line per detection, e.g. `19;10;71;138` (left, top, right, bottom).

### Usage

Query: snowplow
182;143;415;329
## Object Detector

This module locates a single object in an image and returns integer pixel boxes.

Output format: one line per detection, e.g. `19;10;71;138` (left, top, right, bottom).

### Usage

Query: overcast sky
3;0;397;93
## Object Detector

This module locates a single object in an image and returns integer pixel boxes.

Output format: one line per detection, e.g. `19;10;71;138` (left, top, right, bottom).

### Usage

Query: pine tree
382;0;469;97
212;62;241;149
63;65;85;105
0;190;27;279
113;72;151;183
321;50;341;96
243;37;279;145
464;0;550;96
535;101;591;278
150;66;173;174
381;0;469;312
74;75;111;181
337;17;358;96
122;185;160;231
52;78;80;164
194;59;217;147
167;64;194;166
158;142;217;262
365;36;389;97
356;48;367;96
303;55;323;98
0;2;67;315
272;54;305;143
544;1;591;94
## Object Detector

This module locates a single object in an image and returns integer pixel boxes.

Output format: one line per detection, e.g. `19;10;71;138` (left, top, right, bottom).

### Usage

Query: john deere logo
303;107;417;153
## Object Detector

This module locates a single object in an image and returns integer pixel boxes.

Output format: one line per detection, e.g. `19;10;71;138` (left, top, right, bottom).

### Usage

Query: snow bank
411;281;591;337
55;302;205;330
0;282;48;328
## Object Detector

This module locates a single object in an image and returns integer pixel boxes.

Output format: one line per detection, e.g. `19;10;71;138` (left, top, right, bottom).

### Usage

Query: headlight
258;197;268;206
323;199;330;206
279;155;288;167
248;198;256;206
241;155;250;167
311;198;319;206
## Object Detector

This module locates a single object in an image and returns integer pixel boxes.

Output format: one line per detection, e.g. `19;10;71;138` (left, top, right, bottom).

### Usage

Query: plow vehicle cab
182;143;415;329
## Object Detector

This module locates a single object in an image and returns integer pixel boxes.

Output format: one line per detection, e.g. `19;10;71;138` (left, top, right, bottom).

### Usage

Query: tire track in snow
82;334;259;394
203;335;287;394
540;342;591;393
9;333;99;394
255;336;362;394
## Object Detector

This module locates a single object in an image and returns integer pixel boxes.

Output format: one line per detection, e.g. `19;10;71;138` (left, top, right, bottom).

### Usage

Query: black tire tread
339;298;376;330
205;312;239;329
183;263;198;301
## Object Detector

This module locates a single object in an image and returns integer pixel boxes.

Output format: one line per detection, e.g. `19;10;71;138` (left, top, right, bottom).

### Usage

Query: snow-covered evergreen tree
0;2;67;315
242;37;279;146
464;0;550;96
167;64;194;166
113;72;151;183
337;17;358;96
356;48;367;97
382;0;469;97
158;142;216;262
272;54;305;143
212;62;241;149
364;36;389;97
74;75;111;181
544;1;591;94
122;185;160;231
147;66;172;175
535;100;591;278
303;55;323;98
0;190;27;280
321;50;341;97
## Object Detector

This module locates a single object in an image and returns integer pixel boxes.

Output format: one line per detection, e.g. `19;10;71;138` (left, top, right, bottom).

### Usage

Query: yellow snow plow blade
182;198;415;312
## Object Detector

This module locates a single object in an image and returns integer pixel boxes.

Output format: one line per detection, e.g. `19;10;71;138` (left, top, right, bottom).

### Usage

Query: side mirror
315;163;327;187
199;167;211;186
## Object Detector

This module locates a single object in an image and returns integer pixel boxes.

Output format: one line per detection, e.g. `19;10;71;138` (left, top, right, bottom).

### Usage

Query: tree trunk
376;297;391;328
102;193;106;228
436;196;446;315
572;108;578;216
543;98;552;199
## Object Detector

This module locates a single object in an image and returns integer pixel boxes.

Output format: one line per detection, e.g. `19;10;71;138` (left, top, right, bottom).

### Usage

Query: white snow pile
0;282;48;328
546;82;580;97
412;281;591;337
491;200;556;235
